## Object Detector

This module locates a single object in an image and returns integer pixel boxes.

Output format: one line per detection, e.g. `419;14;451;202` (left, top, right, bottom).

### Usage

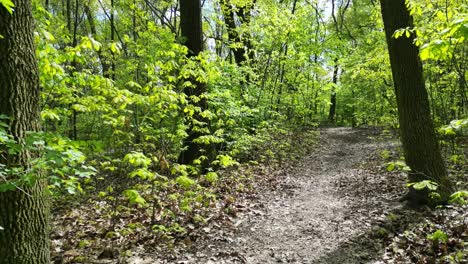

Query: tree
178;0;211;165
379;0;453;204
220;0;254;66
328;59;339;123
0;0;50;263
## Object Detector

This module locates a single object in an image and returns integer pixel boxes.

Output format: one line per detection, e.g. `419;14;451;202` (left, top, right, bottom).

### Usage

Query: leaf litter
50;127;467;263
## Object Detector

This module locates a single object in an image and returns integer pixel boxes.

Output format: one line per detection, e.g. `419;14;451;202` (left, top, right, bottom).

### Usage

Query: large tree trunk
178;0;210;165
0;0;50;263
380;0;453;204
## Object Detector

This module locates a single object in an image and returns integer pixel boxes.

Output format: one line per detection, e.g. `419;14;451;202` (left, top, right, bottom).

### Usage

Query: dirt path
171;127;412;264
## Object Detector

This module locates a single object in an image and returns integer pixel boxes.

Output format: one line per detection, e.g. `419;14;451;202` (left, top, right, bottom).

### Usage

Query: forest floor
55;127;467;263
143;127;430;263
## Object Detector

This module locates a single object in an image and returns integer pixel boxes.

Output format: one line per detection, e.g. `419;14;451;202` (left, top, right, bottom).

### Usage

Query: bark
328;61;339;123
178;0;210;165
220;0;254;66
237;4;254;61
380;0;453;204
220;0;245;65
0;0;50;262
110;0;116;80
66;0;72;33
66;0;78;140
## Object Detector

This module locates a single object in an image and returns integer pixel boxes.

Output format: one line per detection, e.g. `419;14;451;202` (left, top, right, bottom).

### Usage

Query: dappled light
0;0;466;263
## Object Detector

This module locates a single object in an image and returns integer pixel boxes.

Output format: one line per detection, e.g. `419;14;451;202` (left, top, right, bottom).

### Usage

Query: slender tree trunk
237;3;254;61
66;0;72;33
84;4;112;78
0;0;50;262
66;0;78;140
328;60;339;123
275;0;298;109
178;0;210;165
110;0;116;80
380;0;453;204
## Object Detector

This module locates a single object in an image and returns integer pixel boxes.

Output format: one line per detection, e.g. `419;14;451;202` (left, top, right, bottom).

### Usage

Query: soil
144;127;423;264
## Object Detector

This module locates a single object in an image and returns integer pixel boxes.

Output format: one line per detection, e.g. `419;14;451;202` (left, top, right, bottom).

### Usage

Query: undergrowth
50;125;319;263
377;124;468;263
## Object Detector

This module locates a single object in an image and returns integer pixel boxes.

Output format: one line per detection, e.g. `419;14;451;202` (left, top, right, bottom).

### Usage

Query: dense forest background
0;0;467;262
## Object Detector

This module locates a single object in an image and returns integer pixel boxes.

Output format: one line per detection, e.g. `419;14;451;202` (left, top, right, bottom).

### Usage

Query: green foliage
128;168;154;180
124;152;152;168
439;119;468;136
386;161;411;172
5;0;463;259
427;229;449;244
449;190;468;204
176;175;195;189
420;17;468;61
213;154;239;168
123;189;146;205
1;115;95;195
204;172;219;183
0;0;14;14
408;180;439;191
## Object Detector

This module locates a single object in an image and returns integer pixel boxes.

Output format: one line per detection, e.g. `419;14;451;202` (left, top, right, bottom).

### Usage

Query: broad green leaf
0;0;14;14
427;230;448;243
176;176;195;189
205;172;218;183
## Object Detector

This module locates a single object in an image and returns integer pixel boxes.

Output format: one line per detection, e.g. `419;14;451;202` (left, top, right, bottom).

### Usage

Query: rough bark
178;0;210;165
0;0;50;262
380;0;453;204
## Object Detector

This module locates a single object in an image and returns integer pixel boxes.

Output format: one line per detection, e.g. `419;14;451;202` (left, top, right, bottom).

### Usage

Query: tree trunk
328;61;339;123
237;3;254;61
380;0;453;204
84;3;112;79
220;0;246;65
0;0;50;262
178;0;210;165
110;0;116;80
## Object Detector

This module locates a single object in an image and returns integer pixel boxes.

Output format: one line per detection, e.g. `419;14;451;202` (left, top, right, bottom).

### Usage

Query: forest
0;0;467;263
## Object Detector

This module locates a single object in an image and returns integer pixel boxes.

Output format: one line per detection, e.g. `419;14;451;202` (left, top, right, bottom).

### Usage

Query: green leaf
129;168;153;180
110;42;121;54
41;109;61;121
386;163;395;171
213;154;239;168
176;176;195;189
427;230;448;243
449;190;468;205
205;172;218;183
408;180;438;191
123;152;152;167
123;189;146;205
0;0;15;14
